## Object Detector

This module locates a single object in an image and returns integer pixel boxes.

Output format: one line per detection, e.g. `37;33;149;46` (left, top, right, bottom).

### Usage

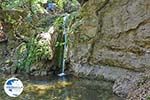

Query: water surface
0;75;122;100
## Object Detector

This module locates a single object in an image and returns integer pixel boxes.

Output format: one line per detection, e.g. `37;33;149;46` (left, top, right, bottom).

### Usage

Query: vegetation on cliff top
0;0;80;73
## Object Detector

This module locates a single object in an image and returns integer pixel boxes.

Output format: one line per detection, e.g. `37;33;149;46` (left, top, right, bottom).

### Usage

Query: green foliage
53;16;63;29
54;11;82;48
72;0;79;5
16;36;52;72
1;0;80;14
67;11;81;33
1;0;26;10
147;96;150;100
1;0;47;13
1;0;80;72
54;11;81;34
52;11;80;69
55;0;67;9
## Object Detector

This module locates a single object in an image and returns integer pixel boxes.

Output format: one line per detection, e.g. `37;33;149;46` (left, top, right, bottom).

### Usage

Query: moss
54;31;64;70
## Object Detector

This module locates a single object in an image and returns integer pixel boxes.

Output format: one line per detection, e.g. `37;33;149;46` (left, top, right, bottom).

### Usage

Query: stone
113;73;144;98
69;0;150;74
69;0;150;99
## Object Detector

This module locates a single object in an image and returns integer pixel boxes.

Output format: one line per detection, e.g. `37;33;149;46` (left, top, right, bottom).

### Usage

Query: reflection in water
0;75;123;100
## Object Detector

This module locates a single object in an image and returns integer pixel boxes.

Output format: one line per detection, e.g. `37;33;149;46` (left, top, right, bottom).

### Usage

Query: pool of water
0;74;123;100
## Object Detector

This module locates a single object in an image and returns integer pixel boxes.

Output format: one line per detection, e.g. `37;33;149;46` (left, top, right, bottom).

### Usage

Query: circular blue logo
4;77;24;97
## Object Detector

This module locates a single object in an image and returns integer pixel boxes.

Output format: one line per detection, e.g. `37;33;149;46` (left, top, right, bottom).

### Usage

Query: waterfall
58;14;69;77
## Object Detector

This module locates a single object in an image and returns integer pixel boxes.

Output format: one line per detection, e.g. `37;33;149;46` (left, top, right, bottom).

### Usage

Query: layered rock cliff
69;0;150;99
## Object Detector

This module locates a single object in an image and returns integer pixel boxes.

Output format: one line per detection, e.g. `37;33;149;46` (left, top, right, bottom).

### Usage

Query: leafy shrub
16;35;52;72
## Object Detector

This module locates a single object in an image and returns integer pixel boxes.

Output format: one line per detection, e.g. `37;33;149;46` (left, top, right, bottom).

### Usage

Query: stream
0;74;123;100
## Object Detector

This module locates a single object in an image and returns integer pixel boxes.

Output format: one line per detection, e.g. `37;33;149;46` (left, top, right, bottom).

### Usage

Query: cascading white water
58;14;69;77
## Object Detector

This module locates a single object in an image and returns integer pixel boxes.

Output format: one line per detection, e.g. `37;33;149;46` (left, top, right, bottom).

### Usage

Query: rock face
69;0;150;98
127;80;150;100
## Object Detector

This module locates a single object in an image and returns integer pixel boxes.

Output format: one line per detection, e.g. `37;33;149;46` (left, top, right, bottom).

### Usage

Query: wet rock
71;63;141;81
40;70;47;76
127;81;150;100
113;73;144;98
30;70;47;76
127;71;150;100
